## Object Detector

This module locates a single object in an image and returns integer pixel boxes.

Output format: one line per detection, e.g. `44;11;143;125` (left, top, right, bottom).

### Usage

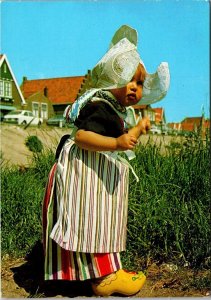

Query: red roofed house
152;107;166;125
132;105;167;125
21;73;169;127
181;117;210;137
0;54;25;118
132;104;155;123
168;117;210;137
21;76;84;121
204;119;210;135
168;122;181;131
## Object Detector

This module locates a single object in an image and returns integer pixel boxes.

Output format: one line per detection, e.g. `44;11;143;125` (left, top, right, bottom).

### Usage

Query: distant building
21;76;84;120
0;54;25;117
168;122;181;131
168;117;210;137
152;107;167;125
181;117;210;137
21;73;168;125
132;104;155;123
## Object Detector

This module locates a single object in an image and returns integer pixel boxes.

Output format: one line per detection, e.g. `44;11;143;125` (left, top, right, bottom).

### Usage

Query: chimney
44;87;48;97
23;76;27;82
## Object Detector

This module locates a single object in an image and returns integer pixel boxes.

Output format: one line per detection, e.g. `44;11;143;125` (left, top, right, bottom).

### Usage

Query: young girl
42;25;170;296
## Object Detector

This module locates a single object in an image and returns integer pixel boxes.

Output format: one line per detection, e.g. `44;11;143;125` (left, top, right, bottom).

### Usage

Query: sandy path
1;123;178;167
1;124;71;166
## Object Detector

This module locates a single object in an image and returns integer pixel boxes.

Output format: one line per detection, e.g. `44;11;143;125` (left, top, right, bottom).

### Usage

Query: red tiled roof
181;117;203;125
153;107;163;115
21;76;85;104
204;119;210;129
152;107;164;123
168;118;210;132
181;117;210;131
168;122;181;130
181;123;195;131
132;104;149;109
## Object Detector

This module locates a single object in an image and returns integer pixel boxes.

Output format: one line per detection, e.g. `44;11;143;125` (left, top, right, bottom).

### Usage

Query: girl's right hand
116;133;138;150
137;116;151;134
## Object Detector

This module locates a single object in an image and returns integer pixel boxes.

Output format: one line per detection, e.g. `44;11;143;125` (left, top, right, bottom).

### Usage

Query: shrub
25;135;43;153
1;149;55;257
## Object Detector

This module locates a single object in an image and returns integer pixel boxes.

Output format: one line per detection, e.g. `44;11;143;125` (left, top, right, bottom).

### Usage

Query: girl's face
109;64;146;107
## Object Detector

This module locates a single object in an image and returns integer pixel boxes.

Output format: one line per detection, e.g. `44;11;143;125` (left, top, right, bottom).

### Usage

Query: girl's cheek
137;89;143;100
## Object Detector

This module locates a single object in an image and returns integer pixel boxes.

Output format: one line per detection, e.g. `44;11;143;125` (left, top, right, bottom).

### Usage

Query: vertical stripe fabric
50;140;129;253
43;163;122;281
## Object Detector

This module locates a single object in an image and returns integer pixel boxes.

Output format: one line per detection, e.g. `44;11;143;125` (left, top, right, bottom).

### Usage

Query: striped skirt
43;162;122;280
50;140;129;253
43;141;129;280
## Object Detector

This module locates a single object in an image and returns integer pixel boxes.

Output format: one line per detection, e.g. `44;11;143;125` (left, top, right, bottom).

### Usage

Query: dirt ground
0;123;182;166
1;253;210;298
0;123;71;166
1;124;210;298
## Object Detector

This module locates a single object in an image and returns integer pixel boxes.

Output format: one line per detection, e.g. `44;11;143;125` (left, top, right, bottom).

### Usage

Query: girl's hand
116;133;138;150
75;130;137;152
137;116;151;134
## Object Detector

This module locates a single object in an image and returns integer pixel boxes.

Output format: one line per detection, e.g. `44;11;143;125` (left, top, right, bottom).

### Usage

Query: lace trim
95;90;126;114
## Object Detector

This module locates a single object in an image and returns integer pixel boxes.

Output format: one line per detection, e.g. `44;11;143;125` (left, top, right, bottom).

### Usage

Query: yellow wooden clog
91;269;146;296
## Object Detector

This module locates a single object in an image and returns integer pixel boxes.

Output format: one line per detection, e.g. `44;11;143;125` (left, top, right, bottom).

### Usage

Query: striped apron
43;139;129;280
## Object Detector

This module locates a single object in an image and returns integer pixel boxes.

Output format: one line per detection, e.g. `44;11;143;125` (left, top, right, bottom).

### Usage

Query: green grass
1;148;55;256
123;134;210;269
1;133;210;270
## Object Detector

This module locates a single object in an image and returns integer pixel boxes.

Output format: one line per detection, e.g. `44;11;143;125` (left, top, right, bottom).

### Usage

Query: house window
0;81;4;96
4;82;12;98
4;64;7;73
32;102;39;117
41;103;48;119
147;111;155;122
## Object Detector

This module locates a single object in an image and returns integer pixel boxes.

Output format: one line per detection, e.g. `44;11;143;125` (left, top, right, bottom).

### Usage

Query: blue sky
1;0;210;122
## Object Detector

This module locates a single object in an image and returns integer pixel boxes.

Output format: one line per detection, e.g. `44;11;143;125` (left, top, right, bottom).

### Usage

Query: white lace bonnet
64;25;170;123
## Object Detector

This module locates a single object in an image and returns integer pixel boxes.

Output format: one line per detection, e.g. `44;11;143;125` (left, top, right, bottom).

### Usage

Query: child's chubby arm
75;117;150;152
128;116;151;139
75;130;138;151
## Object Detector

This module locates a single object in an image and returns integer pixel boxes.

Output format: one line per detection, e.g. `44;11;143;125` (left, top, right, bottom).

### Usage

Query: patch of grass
1;148;55;257
30;148;55;184
25;135;43;153
123;133;210;269
1;166;43;255
1;133;210;270
188;275;211;290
